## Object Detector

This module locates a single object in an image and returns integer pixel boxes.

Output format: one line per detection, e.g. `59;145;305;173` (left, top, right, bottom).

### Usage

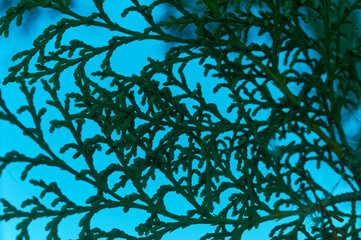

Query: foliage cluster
0;0;361;239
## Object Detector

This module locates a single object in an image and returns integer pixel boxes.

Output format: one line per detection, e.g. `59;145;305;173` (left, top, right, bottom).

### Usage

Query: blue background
1;1;360;239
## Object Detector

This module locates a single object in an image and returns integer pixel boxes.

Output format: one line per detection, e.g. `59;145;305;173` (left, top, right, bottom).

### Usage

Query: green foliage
1;0;361;239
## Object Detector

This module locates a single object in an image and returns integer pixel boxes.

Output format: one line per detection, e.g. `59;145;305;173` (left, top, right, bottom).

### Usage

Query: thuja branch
201;0;359;189
1;0;361;239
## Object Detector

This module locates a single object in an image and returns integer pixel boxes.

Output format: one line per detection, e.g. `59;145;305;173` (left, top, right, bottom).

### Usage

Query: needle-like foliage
1;0;361;239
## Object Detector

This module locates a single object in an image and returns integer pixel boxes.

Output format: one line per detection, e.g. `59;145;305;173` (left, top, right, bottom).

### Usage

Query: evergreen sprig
1;0;361;239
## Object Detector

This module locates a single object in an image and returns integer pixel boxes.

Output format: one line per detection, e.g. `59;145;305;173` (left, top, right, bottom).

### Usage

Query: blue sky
0;1;361;239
